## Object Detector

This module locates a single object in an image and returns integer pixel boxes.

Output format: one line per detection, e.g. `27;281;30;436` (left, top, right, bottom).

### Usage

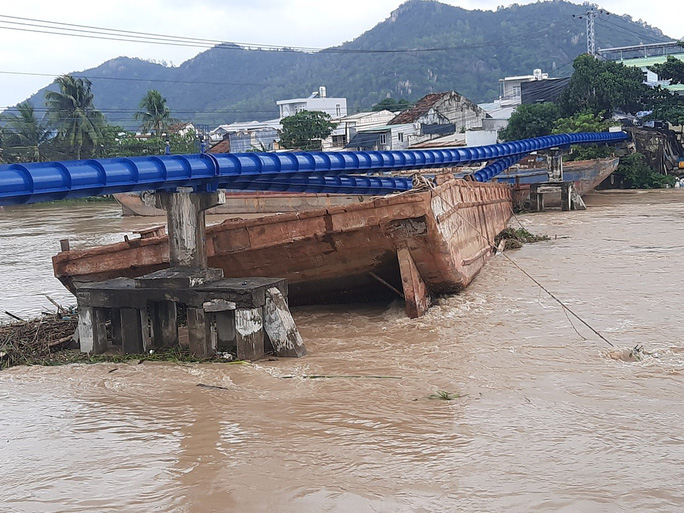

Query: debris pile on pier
0;311;77;369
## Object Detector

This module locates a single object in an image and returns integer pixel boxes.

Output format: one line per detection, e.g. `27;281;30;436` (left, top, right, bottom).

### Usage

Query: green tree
279;111;336;151
135;90;177;135
615;152;676;189
371;98;411;112
98;124;199;158
551;110;613;160
642;85;684;124
649;56;684;85
558;55;647;117
499;102;560;141
1;102;52;162
45;75;105;160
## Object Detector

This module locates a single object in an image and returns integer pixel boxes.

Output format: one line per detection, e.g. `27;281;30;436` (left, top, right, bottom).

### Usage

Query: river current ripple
1;191;683;512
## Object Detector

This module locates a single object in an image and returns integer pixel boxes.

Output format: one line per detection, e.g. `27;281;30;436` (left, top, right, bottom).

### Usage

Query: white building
322;110;396;150
345;123;418;151
209;119;281;144
277;86;348;120
498;68;549;106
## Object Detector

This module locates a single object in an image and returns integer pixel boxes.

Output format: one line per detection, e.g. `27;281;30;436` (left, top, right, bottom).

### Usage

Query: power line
595;18;666;46
0;14;554;54
0;69;279;88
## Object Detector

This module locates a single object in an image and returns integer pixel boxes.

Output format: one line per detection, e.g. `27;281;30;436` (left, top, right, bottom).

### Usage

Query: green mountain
18;0;673;129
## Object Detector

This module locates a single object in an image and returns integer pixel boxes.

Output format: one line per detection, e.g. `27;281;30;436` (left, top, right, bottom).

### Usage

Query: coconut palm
135;90;177;135
1;102;52;161
45;75;105;160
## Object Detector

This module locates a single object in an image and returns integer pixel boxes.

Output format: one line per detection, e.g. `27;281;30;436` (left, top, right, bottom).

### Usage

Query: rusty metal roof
389;92;451;124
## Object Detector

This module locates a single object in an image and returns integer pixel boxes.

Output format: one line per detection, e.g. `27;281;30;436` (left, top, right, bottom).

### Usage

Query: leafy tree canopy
499;102;560;141
615;152;676;188
1;102;51;162
649;56;684;85
371;98;411;112
99;124;199;158
45;75;105;160
279;111;336;151
135;89;178;135
558;55;647;118
551;110;614;160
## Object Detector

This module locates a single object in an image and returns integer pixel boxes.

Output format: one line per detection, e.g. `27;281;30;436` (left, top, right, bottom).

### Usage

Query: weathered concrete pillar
78;306;108;354
263;287;306;357
120;308;144;353
110;308;122;347
561;182;572;211
203;299;236;353
235;308;264;361
548;150;563;182
187;307;215;358
155;188;225;268
151;301;178;348
215;312;237;353
529;185;544;212
140;307;153;351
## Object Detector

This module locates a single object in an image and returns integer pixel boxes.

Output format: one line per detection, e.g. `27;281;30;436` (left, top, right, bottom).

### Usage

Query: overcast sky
0;0;680;110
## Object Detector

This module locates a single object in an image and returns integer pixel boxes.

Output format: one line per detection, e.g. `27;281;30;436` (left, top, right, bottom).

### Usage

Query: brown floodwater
1;191;684;512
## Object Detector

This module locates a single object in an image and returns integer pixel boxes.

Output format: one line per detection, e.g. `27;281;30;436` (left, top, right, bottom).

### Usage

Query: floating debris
607;345;655;362
0;310;78;370
495;227;550;251
428;390;466;400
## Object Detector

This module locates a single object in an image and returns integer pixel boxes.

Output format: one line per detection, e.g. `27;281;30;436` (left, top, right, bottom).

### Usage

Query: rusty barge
53;179;512;318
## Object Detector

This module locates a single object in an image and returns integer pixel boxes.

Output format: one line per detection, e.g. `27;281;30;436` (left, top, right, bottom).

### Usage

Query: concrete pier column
155;188;225;269
110;308;122;347
78;306;107;354
120;308;144;353
187;307;215;358
235;308;264;361
151;301;178;348
548;150;564;182
263;287;306;357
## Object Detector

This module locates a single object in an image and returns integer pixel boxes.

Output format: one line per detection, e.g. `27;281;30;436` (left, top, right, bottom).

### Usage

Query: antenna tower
573;9;610;57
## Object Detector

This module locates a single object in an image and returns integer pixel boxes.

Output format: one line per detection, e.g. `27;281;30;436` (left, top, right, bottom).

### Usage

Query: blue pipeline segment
0;131;629;205
226;175;414;195
471;154;528;182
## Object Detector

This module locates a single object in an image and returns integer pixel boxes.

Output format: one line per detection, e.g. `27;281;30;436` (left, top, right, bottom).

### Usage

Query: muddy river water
1;191;683;512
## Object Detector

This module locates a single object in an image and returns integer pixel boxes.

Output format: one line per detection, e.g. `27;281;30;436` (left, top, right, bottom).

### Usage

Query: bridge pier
75;187;306;360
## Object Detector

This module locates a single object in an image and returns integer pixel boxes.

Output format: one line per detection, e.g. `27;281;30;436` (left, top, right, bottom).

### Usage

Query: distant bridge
0;131;629;206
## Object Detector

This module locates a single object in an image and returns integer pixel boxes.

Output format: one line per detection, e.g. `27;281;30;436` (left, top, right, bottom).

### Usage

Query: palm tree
45;75;105;160
1;102;52;161
135;90;177;135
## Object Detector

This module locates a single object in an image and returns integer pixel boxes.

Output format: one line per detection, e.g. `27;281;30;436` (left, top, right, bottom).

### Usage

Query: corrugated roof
208;138;230;154
422;123;455;135
389;92;450;124
619;53;684;68
345;132;381;149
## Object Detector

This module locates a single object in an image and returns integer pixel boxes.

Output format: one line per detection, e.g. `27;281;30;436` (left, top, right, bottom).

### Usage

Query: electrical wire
0;14;554;54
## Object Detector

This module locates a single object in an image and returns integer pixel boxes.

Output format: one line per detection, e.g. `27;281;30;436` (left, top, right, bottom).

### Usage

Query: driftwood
0;310;78;369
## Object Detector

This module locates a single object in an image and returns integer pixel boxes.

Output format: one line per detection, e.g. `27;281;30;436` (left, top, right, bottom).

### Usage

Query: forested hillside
16;0;673;129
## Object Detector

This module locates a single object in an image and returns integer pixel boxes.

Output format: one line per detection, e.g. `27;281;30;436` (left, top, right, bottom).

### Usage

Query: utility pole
573;9;610;57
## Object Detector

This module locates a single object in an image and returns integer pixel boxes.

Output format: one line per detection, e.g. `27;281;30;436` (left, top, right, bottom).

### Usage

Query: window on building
379;133;388;145
336;104;341;117
398;132;404;142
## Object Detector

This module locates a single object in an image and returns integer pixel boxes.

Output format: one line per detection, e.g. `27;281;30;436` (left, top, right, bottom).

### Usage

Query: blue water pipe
0;131;629;205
